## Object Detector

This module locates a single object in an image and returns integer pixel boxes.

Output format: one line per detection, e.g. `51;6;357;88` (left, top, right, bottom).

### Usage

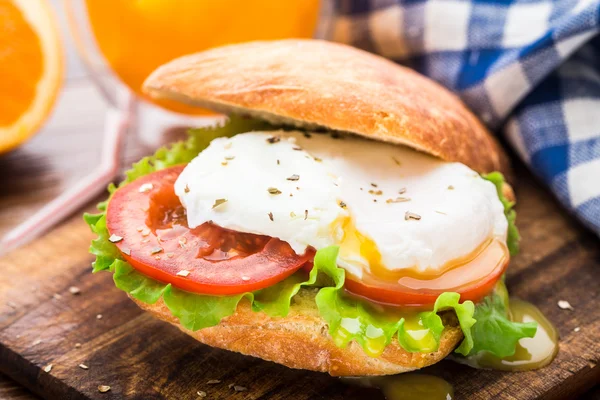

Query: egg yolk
335;216;509;294
336;216;387;278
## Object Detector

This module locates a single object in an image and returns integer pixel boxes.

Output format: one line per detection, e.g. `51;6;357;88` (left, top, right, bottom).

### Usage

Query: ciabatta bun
143;39;510;177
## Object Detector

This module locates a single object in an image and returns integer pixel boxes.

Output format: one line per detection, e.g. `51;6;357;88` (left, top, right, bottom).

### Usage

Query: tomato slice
106;165;314;295
344;239;509;307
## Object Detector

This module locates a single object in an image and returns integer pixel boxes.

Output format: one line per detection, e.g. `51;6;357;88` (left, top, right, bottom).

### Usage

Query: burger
84;39;537;376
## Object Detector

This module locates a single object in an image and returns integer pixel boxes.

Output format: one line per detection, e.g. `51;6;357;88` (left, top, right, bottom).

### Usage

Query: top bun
143;39;509;176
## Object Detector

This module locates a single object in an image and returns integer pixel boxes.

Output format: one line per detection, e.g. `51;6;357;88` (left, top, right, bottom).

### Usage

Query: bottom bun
131;287;463;376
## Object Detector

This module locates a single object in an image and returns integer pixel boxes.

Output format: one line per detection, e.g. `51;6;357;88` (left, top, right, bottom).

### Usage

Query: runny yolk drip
335;216;509;305
334;316;389;357
333;311;434;357
336;216;386;279
344;374;454;400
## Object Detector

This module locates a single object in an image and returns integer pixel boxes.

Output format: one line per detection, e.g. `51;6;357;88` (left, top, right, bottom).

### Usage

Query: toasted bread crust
143;39;510;177
130;288;463;376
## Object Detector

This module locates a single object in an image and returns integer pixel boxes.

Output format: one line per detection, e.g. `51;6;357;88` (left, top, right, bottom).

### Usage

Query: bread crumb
98;385;111;393
69;286;81;295
557;300;574;310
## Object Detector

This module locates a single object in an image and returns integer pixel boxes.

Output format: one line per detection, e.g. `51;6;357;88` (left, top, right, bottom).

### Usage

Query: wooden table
1;3;599;399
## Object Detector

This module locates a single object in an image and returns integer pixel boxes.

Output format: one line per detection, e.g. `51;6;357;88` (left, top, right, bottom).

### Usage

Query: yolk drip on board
453;284;559;372
344;374;454;400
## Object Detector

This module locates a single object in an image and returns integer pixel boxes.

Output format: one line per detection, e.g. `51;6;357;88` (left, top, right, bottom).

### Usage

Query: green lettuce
483;172;520;256
313;247;477;356
84;116;532;359
467;284;537;357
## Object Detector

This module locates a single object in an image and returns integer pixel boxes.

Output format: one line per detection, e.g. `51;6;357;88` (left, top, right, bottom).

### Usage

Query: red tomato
344;239;509;307
106;166;314;295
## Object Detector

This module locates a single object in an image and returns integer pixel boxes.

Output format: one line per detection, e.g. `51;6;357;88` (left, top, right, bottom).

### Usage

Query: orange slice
0;0;64;154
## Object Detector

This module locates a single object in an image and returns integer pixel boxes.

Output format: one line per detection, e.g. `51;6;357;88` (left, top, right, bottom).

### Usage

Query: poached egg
174;131;507;279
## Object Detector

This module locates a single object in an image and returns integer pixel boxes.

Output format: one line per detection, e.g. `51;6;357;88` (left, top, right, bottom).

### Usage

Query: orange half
0;0;64;154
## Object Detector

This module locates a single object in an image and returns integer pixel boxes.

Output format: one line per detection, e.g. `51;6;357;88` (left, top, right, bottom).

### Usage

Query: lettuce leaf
467;286;537;357
112;260;168;304
312;248;478;356
483;172;520;256
85;213;120;273
419;293;476;355
84;116;530;359
163;286;247;331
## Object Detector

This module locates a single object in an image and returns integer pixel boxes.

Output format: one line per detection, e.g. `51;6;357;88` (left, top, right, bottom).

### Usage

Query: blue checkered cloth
332;0;600;236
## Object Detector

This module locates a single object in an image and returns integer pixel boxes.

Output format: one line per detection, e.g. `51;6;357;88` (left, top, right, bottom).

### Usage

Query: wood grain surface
0;375;38;400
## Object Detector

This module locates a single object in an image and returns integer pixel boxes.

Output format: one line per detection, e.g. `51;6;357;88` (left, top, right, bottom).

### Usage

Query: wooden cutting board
0;171;599;400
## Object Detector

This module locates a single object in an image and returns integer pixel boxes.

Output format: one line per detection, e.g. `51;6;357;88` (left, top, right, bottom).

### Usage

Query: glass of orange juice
64;0;331;144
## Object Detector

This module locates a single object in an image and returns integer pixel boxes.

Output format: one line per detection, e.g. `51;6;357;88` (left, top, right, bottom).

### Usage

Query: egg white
175;130;507;278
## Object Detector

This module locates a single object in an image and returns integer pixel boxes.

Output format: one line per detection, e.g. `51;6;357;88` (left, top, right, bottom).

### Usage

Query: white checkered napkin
332;0;600;237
